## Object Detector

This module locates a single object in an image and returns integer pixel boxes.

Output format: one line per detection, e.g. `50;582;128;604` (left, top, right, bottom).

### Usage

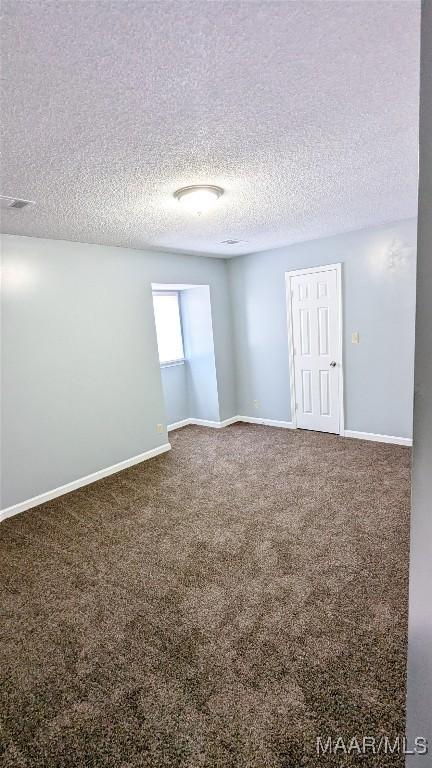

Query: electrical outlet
253;399;259;409
156;423;164;433
351;331;360;344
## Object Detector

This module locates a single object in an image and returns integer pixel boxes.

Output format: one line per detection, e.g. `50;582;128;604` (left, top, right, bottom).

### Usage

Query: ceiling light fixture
174;185;223;215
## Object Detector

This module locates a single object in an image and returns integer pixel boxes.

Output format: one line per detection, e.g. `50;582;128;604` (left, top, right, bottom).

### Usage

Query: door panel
290;268;341;433
318;307;329;355
302;369;313;413
299;309;311;354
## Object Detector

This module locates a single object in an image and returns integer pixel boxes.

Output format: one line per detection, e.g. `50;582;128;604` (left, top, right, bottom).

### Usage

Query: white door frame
285;263;345;436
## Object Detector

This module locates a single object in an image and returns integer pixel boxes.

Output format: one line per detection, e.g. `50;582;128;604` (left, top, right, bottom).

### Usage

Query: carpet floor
1;425;411;767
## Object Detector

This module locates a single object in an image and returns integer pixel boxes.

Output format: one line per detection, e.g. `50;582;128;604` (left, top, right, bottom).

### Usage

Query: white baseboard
167;419;192;431
4;422;410;523
190;418;228;429
0;443;171;523
218;416;241;428
168;416;239;431
237;415;295;429
237;419;409;442
168;415;294;430
344;430;412;447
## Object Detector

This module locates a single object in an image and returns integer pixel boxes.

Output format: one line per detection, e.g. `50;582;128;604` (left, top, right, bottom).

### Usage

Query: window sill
160;359;185;368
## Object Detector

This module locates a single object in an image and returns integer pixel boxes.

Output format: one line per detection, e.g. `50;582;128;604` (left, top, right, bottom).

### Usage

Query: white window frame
152;290;185;367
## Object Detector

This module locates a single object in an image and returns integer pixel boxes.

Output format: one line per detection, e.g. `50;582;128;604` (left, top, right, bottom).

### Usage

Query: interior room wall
1;218;418;512
1;235;236;510
228;218;417;439
181;286;220;423
406;1;432;761
160;363;189;426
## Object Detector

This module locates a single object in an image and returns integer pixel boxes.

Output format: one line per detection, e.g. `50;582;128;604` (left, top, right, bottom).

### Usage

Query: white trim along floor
1;419;412;523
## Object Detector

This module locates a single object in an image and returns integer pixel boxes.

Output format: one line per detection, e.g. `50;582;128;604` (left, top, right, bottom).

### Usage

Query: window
152;292;184;365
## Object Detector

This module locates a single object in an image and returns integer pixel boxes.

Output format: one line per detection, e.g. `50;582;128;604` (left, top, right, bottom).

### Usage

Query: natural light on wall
152;292;184;364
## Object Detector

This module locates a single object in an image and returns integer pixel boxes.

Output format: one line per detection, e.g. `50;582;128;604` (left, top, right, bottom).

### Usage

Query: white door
289;267;341;434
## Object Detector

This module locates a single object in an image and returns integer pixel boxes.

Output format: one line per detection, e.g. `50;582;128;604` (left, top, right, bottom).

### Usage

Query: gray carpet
0;424;411;767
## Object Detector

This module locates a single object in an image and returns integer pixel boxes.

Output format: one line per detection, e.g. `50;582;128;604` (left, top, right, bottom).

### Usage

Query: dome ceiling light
174;185;223;215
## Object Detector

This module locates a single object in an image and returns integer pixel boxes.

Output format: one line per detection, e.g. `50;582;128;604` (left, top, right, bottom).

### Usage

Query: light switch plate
351;331;360;344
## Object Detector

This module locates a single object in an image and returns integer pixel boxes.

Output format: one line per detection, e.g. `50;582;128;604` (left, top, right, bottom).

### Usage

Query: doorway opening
285;264;344;435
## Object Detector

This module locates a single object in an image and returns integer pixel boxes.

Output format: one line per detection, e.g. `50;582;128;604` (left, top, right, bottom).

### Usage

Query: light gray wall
160;364;189;426
1;235;236;509
181;287;220;423
228;218;417;438
159;287;222;426
1;220;418;510
406;1;432;763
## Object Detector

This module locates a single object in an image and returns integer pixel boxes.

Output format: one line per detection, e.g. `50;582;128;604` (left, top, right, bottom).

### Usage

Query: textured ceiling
1;0;420;258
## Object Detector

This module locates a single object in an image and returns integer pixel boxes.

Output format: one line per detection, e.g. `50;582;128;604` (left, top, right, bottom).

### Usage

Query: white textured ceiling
1;0;420;258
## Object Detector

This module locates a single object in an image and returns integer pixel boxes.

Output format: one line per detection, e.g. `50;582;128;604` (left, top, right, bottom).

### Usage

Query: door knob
330;361;337;367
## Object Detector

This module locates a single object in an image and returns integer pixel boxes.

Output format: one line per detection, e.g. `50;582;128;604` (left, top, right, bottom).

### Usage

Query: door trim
285;263;345;436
